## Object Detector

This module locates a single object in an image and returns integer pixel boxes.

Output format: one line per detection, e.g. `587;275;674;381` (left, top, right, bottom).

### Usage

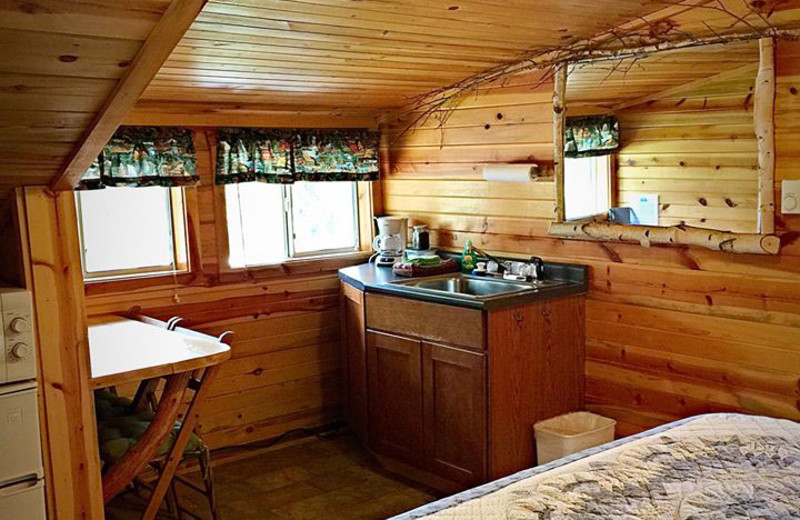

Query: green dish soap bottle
461;239;477;274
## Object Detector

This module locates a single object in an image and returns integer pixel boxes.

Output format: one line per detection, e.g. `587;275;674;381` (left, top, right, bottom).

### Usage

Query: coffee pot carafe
371;216;408;267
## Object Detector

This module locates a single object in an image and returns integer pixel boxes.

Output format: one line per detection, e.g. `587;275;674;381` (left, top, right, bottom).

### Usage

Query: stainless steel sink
390;273;565;300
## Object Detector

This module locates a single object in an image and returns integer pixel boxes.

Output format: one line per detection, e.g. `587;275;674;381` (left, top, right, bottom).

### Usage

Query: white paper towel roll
482;164;539;182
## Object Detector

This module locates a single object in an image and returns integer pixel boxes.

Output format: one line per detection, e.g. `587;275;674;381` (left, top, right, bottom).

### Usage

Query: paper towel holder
481;163;540;182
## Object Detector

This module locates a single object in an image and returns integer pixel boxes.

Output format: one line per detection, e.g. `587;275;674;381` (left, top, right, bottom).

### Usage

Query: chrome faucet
473;247;512;274
473;247;546;282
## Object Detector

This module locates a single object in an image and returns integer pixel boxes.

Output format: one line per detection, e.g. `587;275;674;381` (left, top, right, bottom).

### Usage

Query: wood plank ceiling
131;0;671;121
0;0;172;202
566;40;760;107
2;0;783;198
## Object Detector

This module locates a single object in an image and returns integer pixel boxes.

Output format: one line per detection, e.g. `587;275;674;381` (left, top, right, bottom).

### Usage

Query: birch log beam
549;221;780;255
553;64;567;222
755;37;776;234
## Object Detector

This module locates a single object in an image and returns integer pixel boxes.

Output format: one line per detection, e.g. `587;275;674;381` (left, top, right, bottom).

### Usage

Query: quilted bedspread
392;414;800;520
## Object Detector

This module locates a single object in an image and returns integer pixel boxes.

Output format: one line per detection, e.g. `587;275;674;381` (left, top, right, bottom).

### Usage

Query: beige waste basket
534;412;616;464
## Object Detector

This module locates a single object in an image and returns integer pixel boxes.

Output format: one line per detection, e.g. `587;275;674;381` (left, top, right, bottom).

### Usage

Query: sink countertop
338;260;589;311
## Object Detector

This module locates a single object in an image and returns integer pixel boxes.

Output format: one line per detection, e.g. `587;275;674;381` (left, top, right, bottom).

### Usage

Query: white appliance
0;288;45;519
0;288;36;384
0;381;45;520
372;216;408;267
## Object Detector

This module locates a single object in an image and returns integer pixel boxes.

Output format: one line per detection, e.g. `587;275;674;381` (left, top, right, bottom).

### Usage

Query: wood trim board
51;0;209;191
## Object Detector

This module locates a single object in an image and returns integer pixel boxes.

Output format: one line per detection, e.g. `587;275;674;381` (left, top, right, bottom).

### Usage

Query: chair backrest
122;312;233;410
171;324;234;346
125;310;233;346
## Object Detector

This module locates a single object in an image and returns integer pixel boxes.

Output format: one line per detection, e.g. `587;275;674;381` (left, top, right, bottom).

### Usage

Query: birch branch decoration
396;0;799;136
548;220;781;255
755;37;777;234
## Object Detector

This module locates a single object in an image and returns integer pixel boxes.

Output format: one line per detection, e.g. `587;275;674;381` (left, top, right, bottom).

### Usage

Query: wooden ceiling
131;0;671;120
2;0;799;199
566;40;760;108
0;1;173;202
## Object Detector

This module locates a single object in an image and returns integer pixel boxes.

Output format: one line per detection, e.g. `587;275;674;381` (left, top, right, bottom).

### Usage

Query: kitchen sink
390;273;566;300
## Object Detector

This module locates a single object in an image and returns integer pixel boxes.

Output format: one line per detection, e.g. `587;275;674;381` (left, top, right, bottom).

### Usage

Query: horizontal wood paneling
136;0;674;115
599;44;760;233
567;41;759;106
0;0;170;203
84;130;350;450
384;39;800;436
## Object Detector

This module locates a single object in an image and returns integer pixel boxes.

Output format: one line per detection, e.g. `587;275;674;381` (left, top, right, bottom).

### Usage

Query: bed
390;413;800;519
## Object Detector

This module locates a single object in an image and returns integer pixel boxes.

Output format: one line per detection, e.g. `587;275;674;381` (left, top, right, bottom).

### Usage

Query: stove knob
9;318;29;333
11;343;31;360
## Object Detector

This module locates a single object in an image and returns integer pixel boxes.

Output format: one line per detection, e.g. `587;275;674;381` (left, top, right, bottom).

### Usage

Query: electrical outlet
783;180;800;214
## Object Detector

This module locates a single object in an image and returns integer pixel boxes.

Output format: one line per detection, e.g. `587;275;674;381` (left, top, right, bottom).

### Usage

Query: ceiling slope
0;0;168;200
129;0;671;122
51;0;209;190
567;40;760;108
3;0;800;196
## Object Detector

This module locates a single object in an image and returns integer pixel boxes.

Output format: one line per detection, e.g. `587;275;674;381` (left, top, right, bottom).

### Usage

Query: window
75;187;189;281
564;155;612;221
225;181;360;269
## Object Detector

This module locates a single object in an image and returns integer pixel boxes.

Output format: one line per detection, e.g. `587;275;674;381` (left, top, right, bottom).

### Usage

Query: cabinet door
340;282;368;444
422;342;487;486
367;330;423;465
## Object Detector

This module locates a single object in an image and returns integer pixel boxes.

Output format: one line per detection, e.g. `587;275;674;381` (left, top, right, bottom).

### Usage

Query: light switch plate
783;180;800;214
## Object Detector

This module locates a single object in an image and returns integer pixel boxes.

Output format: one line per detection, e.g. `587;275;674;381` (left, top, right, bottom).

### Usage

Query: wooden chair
98;312;232;520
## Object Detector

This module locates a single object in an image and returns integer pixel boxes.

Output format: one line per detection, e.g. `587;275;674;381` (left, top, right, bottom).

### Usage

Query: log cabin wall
83;129;353;449
615;80;759;233
384;40;800;437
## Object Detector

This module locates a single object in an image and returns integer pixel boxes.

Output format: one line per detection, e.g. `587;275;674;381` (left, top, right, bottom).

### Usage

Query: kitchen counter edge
338;261;588;311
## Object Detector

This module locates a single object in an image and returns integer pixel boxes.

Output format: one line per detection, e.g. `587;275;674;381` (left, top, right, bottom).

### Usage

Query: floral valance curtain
216;128;380;184
564;116;620;158
293;130;379;181
79;126;198;190
215;128;294;184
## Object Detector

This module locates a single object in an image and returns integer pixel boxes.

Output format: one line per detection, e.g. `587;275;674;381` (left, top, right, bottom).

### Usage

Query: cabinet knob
11;343;32;360
9;318;29;333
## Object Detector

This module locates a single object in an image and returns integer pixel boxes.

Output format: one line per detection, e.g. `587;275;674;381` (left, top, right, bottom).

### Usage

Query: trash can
534;412;616;464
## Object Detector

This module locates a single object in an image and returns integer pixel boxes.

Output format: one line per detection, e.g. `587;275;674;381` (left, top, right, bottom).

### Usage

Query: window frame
284;182;362;260
563;154;614;222
75;187;191;283
216;181;375;275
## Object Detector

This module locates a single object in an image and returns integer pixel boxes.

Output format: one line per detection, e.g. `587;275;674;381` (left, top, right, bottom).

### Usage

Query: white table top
89;317;231;389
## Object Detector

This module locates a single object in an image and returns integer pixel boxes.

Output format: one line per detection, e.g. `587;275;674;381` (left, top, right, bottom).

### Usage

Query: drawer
0;478;46;520
0;384;42;486
365;293;485;351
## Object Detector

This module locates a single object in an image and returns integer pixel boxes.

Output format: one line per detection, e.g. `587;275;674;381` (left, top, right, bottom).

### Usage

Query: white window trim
284;183;361;260
224;182;363;271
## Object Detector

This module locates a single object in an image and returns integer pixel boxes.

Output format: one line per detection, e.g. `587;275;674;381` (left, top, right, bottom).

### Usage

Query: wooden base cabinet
366;330;487;487
340;282;369;444
422;341;486;486
342;288;585;492
366;330;423;466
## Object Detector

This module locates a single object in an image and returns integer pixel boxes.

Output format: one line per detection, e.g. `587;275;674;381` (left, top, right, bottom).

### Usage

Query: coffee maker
372;216;408;267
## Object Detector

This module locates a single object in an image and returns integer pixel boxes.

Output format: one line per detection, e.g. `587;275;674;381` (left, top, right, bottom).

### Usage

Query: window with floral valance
215;128;380;185
215;128;294;185
79;126;198;190
564;115;620;158
292;130;380;181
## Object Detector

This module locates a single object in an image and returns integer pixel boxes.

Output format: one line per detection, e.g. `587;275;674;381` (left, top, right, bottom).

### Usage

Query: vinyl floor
105;432;442;520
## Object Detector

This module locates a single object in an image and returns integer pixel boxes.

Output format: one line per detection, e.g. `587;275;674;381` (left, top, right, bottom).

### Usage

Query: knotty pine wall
616;81;759;233
385;43;800;436
84;130;348;449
